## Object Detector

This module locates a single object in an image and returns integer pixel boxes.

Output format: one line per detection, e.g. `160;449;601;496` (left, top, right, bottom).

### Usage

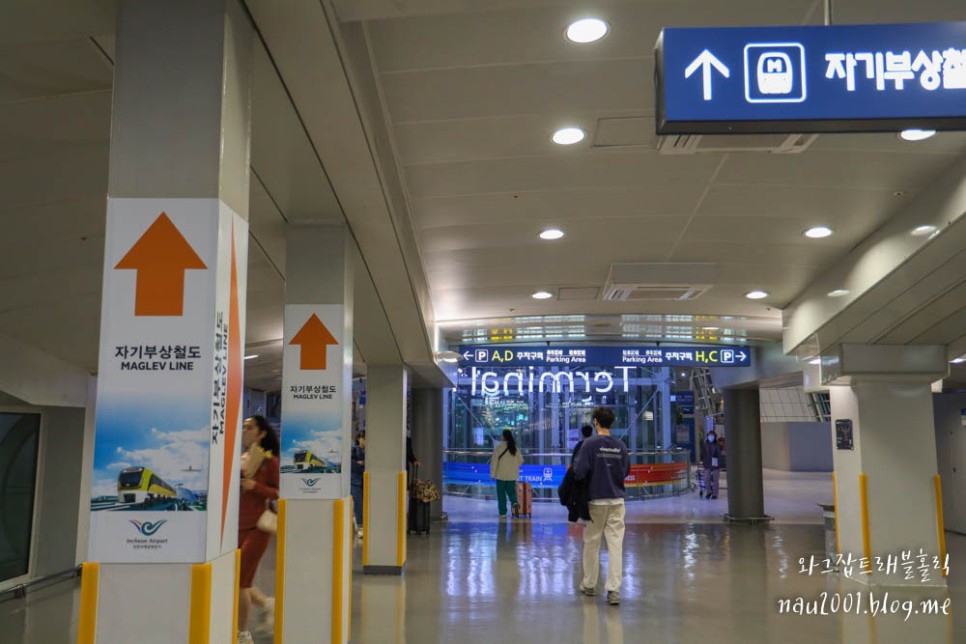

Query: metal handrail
443;448;688;458
0;566;81;603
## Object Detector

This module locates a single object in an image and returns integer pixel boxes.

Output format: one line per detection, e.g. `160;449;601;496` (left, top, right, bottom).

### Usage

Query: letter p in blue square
743;43;806;103
475;349;489;362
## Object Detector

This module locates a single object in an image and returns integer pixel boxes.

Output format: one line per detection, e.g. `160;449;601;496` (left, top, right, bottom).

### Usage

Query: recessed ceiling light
951;358;965;364
702;326;720;331
244;354;258;360
552;127;585;145
827;289;850;298
565;18;608;43
539;228;565;240
911;225;937;236
808;358;822;365
804;226;833;239
532;291;553;300
745;290;769;300
899;128;936;142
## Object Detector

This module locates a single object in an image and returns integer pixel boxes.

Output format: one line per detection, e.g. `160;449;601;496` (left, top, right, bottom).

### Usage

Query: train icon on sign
744;43;806;103
757;52;793;94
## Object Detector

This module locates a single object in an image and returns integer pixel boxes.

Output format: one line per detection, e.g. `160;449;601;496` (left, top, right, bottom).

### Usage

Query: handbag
256;500;277;534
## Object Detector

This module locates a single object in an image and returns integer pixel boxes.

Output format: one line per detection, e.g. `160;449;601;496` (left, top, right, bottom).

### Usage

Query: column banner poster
89;198;248;563
280;304;347;499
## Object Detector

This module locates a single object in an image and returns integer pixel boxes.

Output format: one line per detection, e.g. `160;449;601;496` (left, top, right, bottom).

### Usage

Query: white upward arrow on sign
684;49;730;100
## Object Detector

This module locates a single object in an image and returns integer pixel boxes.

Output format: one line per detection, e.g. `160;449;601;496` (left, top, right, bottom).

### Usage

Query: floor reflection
3;489;964;644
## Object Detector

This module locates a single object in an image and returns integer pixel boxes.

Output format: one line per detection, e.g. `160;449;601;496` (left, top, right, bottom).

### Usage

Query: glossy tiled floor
3;470;963;643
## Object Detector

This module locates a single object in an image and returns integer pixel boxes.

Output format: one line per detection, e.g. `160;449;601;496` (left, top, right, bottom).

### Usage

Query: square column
825;344;948;587
363;366;408;574
723;388;768;523
277;224;354;643
80;2;252;643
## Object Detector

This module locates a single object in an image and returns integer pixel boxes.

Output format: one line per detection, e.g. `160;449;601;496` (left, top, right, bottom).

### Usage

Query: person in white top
490;429;524;519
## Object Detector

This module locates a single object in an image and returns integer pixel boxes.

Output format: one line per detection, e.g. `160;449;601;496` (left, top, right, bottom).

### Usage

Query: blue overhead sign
457;345;751;368
656;21;966;134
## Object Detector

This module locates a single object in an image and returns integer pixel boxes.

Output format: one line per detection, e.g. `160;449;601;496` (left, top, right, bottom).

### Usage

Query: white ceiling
348;0;966;347
0;0;965;395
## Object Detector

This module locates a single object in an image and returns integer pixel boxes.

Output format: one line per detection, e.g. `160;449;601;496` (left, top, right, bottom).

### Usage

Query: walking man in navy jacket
574;406;630;606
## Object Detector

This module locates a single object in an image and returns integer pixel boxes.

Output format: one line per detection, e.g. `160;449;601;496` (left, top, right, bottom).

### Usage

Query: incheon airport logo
302;478;321;487
129;519;168;536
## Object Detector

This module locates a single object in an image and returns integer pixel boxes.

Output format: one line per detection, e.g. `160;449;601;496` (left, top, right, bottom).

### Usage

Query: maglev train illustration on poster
282;448;340;474
117;466;177;505
293;449;326;470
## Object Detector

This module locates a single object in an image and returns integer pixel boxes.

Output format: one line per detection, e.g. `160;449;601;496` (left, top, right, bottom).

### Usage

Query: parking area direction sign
656;21;966;134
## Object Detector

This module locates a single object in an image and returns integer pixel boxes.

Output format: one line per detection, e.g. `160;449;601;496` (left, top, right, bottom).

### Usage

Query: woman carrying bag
490;429;524;520
238;415;280;644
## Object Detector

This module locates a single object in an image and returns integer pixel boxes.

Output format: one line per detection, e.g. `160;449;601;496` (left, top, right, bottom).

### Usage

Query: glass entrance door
0;412;41;583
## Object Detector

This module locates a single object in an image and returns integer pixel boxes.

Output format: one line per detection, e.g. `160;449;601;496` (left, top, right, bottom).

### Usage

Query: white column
363;366;408;574
277;224;354;643
826;344;948;586
80;2;252;643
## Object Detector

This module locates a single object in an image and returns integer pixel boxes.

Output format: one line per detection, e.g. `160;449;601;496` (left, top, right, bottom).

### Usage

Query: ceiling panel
381;59;650;123
0;265;101;316
0;38;112;103
0;294;102;371
0;89;111;162
412;186;700;229
0;195;106;242
696;183;912;221
424;241;675;277
432;286;784;322
669;241;843;269
406;151;722;197
419;216;687;253
832;0;966;23
248;176;287;278
0;144;109;208
714;149;960;190
346;0;817;28
394;112;657;166
808;131;966;155
677;216;868;247
250;44;343;222
0;1;117;44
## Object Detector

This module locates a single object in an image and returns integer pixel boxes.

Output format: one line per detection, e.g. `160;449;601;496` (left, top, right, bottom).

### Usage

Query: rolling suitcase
514;481;533;518
408;463;431;535
408;496;430;535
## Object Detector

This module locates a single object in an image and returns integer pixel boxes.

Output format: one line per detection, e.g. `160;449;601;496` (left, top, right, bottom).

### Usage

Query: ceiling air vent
657;133;817;155
601;263;717;301
558;287;600;300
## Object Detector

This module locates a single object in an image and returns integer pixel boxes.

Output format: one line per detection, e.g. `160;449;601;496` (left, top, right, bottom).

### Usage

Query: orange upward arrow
114;212;207;316
290;314;338;370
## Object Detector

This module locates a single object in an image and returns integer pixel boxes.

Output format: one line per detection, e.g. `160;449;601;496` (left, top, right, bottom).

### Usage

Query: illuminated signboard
656;21;966;133
458;345;751;368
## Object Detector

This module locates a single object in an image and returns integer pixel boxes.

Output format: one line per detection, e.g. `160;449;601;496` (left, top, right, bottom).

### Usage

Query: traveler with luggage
701;430;722;499
573;407;629;606
489;429;524;520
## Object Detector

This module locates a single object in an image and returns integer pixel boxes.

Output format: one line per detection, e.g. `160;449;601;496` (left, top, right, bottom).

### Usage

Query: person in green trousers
490;429;524;518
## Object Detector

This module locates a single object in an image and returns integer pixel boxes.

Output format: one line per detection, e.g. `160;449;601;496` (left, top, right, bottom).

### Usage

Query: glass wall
444;365;690;499
0;412;41;583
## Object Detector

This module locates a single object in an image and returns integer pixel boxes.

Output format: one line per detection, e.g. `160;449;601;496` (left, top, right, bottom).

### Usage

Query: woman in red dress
237;415;279;644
